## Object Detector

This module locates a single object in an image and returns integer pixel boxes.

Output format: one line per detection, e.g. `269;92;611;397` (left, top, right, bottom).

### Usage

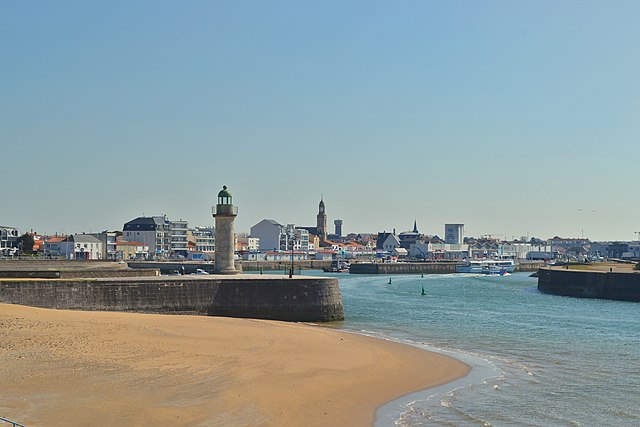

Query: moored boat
323;260;350;273
456;259;516;275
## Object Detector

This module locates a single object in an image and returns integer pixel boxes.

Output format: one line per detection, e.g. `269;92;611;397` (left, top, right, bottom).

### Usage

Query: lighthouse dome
217;185;232;205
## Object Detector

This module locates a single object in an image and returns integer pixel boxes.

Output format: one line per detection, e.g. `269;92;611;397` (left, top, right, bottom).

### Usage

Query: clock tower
316;197;327;241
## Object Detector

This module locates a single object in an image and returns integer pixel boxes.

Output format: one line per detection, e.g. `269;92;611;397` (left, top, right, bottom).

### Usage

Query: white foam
358;333;503;427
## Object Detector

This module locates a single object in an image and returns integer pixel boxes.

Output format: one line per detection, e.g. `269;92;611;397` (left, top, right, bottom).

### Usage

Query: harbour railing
0;417;27;427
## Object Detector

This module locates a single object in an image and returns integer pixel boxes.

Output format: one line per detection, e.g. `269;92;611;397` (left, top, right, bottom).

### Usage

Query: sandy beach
0;303;469;427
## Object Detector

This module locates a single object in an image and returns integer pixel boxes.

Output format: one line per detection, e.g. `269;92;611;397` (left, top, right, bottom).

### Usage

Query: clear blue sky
2;1;639;241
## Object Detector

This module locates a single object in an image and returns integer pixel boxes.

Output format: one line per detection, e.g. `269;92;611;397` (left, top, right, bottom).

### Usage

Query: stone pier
0;274;344;322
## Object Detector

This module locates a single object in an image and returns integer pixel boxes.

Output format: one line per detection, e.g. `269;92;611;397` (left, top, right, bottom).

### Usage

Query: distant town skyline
10;194;637;243
3;1;639;241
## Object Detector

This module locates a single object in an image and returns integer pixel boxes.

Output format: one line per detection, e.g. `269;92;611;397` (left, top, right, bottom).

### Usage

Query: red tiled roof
46;237;67;243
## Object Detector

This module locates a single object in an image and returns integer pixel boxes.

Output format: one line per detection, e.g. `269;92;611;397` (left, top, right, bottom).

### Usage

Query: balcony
212;205;238;216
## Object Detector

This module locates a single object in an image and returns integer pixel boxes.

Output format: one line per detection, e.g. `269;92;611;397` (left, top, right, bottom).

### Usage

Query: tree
16;233;35;255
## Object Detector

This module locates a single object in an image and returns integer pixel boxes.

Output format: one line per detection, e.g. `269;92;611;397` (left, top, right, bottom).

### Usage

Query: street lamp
289;236;294;278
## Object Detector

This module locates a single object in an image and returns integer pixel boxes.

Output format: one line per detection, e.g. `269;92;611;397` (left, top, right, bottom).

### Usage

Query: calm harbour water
318;271;640;426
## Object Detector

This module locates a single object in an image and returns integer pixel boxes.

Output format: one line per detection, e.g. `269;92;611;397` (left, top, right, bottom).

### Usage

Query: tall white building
294;228;310;251
445;224;465;245
170;220;189;258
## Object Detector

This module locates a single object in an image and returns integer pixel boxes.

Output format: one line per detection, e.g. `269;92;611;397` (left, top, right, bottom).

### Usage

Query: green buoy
421;285;426;296
421;273;424;278
388;277;392;284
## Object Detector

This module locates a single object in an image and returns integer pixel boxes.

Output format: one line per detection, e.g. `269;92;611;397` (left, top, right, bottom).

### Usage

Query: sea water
320;271;640;426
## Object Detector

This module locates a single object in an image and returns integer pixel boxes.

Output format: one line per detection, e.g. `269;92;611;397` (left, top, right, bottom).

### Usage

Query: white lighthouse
212;185;238;274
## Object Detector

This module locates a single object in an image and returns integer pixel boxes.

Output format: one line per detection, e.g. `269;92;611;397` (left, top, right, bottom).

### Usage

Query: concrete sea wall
350;261;545;274
516;261;545;272
0;276;344;322
349;262;459;274
538;268;640;301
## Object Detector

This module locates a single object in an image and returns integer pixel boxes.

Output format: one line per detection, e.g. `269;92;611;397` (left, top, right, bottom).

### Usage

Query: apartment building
170;220;189;258
0;226;19;256
123;216;171;259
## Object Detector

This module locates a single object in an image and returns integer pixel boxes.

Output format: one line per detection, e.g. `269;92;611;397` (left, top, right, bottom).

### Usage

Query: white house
88;231;118;260
60;234;103;260
382;234;401;252
43;236;67;258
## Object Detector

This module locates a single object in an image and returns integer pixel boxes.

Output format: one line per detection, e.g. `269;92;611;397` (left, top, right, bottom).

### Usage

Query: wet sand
0;303;469;426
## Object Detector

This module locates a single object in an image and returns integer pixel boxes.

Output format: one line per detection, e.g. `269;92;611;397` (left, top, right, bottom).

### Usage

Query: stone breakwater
349;261;545;275
0;275;344;322
350;262;460;274
538;268;640;302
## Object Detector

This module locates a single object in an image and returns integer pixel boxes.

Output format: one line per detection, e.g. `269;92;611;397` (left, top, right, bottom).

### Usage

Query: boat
323;260;350;273
456;259;516;275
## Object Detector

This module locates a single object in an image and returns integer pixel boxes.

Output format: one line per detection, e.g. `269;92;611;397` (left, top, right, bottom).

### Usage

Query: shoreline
374;338;501;426
331;327;499;426
0;303;469;426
